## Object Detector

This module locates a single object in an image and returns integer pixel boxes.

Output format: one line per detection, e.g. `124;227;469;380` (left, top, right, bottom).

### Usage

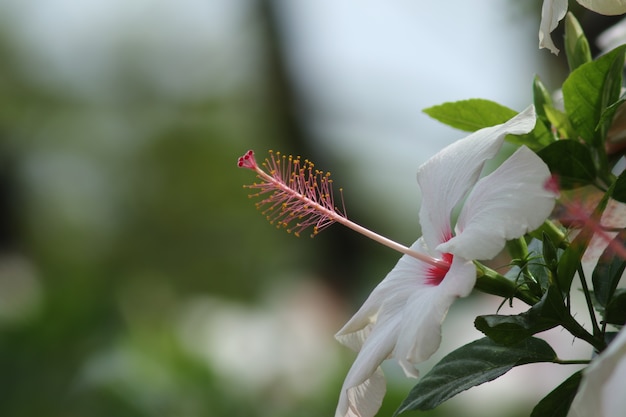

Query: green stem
506;238;542;297
542;286;606;352
474;262;540;306
577;265;602;338
506;237;529;260
531;220;568;249
561;309;606;352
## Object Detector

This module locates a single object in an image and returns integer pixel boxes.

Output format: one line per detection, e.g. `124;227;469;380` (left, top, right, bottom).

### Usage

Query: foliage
395;13;626;417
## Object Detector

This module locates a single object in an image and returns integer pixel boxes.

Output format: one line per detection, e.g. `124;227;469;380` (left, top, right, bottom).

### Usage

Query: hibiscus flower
334;106;557;417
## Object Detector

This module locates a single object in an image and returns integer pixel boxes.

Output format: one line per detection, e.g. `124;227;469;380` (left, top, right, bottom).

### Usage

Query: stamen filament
238;150;449;270
334;218;450;270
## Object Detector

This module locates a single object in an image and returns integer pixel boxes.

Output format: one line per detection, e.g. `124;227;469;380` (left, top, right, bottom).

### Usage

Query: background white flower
539;0;626;54
568;327;626;417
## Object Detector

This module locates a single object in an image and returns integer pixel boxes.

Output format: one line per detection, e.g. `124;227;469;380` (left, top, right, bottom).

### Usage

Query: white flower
539;0;626;54
568;327;626;417
598;17;626;53
334;106;557;417
578;0;626;15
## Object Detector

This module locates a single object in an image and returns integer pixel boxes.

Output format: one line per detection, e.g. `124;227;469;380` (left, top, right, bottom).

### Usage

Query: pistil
238;150;450;271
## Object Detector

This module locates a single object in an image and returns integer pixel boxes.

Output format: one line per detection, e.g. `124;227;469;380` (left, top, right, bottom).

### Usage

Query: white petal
418;106;536;251
334;242;477;417
539;0;568;54
393;257;476;376
335;311;402;417
335;238;432;351
439;146;555;260
597;17;626;52
568;328;626;417
602;358;626;417
336;368;386;417
576;0;626;15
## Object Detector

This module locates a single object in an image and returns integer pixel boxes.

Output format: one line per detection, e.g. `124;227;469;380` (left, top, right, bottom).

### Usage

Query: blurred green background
0;1;404;416
0;1;616;417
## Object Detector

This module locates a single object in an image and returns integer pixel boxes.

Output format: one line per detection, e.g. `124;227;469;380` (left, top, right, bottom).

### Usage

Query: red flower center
425;252;453;286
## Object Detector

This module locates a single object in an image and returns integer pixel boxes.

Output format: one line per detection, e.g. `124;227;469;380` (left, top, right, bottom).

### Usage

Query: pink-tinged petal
576;0;626;15
335;238;433;352
418;106;536;250
580;198;626;280
335;311;403;417
567;328;626;417
539;0;568;54
439;146;556;260
394;257;476;377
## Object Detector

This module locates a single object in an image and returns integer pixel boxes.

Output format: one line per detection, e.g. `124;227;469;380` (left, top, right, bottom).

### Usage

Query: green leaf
613;170;626;203
543;232;559;272
557;233;592;294
592;229;626;307
598;97;626;135
537;140;596;189
530;371;583;417
475;312;557;346
598;52;626;140
531;78;560;151
533;75;554;124
529;252;552;291
423;99;516;132
423;99;553;151
562;45;626;146
545;105;576;139
475;286;567;345
535;285;571;322
509;121;555;152
564;13;592;72
394;337;557;415
605;289;626;325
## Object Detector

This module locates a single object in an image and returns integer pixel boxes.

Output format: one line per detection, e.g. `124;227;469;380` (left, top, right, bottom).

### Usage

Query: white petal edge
597;17;626;53
335;311;403;417
576;0;626;15
439;146;556;261
567;328;626;417
418;106;536;251
337;367;386;417
539;0;568;54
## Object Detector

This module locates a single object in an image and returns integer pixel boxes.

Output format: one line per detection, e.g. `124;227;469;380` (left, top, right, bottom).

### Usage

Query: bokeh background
0;1;620;416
